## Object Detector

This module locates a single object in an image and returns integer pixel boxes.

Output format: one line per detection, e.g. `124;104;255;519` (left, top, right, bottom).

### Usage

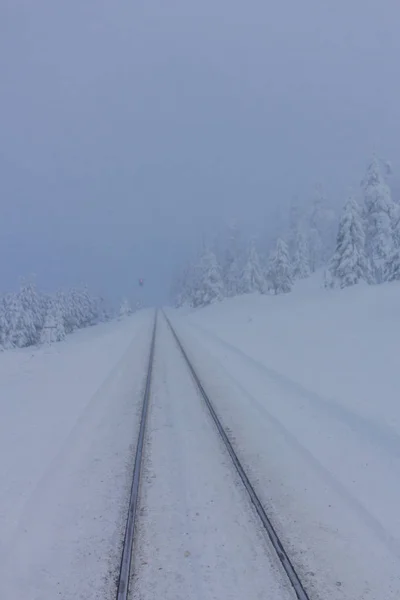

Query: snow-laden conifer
292;229;311;280
119;297;132;318
267;238;293;294
193;246;224;307
329;195;368;288
239;238;266;294
362;156;395;282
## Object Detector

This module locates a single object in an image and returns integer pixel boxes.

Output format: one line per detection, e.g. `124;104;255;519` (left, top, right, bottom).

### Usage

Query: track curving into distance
116;311;158;600
163;311;310;600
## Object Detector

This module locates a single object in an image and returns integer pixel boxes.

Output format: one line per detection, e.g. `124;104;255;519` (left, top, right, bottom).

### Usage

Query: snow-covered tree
287;196;303;259
361;156;395;283
2;293;28;348
172;263;194;308
222;220;242;297
328;195;368;288
292;229;311;280
0;280;107;350
386;249;400;282
385;200;400;281
192;246;224;307
119;297;132;317
19;279;44;345
239;238;266;294
0;297;8;349
307;184;337;271
56;287;103;333
40;301;66;344
267;238;293;294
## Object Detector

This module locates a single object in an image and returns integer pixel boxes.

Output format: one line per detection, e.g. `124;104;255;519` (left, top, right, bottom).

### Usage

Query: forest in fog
172;156;400;307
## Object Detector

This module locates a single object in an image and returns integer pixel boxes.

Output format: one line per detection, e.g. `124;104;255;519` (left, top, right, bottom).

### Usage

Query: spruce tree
119;297;132;318
329;195;368;288
194;246;224;307
292;229;311;280
362;156;395;282
239;238;266;294
267;238;293;294
222;221;242;297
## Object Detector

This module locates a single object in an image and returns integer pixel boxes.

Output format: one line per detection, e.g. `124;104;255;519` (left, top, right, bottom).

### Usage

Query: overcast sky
1;0;400;304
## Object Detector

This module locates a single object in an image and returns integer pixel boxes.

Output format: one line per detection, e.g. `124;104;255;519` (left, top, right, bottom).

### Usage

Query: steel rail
116;311;158;600
163;311;310;600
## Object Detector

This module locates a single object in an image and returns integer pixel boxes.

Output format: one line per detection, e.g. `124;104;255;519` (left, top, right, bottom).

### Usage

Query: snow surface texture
169;274;400;599
131;316;294;600
0;311;154;600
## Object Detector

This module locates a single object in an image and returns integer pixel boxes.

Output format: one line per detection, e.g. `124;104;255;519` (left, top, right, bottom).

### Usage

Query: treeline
0;280;110;350
172;155;400;307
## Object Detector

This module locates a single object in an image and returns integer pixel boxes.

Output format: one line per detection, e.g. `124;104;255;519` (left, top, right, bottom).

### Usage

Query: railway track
116;311;157;600
115;309;310;600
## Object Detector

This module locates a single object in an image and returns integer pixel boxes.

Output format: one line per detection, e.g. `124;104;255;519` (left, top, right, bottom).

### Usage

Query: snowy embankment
181;275;400;429
0;311;153;600
171;275;400;599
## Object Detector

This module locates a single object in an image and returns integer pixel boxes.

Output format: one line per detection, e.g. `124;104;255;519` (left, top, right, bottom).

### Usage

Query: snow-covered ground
169;275;400;599
0;310;154;600
132;316;294;600
3;276;400;600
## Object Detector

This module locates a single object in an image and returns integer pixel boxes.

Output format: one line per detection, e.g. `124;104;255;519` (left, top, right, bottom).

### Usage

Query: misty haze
1;1;400;599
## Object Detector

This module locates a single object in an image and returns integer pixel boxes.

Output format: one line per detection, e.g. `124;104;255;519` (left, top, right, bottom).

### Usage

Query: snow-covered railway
116;311;158;599
118;311;306;600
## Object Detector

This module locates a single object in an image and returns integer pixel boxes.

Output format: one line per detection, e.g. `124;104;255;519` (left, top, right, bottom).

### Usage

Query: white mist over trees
0;280;110;350
172;155;400;307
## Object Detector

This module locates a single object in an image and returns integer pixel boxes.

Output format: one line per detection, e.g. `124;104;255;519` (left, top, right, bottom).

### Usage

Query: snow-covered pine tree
119;297;132;318
239;238;266;294
267;238;293;294
386;249;400;282
361;156;395;283
385;202;400;281
292;229;311;280
287;197;300;258
0;296;8;349
53;303;66;341
173;261;196;308
40;300;66;344
328;195;368;288
172;263;194;308
55;287;102;333
307;184;337;271
222;220;242;297
193;246;224;307
19;279;44;345
3;292;28;348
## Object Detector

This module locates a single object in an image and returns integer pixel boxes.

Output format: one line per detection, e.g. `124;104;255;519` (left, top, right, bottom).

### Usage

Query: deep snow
0;311;154;600
132;315;294;600
169;275;400;599
2;275;400;600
